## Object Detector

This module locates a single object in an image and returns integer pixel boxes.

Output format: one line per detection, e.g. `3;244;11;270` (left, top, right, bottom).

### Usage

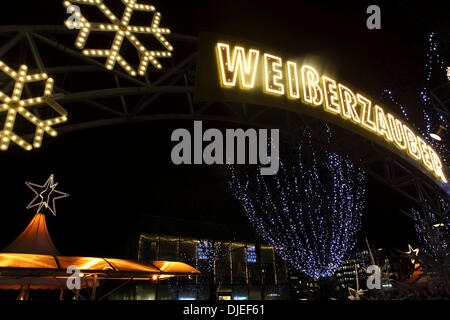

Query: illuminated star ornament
26;174;69;216
0;61;68;151
63;0;174;76
406;244;420;264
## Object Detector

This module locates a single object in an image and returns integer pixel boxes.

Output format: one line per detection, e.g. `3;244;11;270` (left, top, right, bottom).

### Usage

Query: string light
63;0;173;76
410;200;448;267
420;33;446;136
229;130;366;279
382;32;449;169
382;89;410;122
215;41;446;183
0;60;68;151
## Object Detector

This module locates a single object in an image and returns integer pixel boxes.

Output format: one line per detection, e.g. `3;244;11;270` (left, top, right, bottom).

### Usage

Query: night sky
0;1;447;260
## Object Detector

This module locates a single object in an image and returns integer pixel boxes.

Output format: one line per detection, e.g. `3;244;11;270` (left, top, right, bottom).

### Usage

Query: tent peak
1;213;60;256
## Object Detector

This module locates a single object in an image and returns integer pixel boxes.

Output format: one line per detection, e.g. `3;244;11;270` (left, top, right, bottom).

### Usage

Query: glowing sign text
215;42;447;184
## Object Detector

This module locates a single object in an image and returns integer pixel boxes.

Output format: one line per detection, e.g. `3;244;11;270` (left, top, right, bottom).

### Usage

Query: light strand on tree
411;198;448;261
420;32;446;136
382;89;410;122
0;61;68;151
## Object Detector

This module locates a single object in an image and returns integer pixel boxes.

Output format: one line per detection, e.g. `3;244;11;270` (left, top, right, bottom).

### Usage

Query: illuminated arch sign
194;33;447;185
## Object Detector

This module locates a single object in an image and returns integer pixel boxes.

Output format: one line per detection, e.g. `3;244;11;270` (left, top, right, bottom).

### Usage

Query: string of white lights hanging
63;0;174;77
420;33;446;135
383;32;449;168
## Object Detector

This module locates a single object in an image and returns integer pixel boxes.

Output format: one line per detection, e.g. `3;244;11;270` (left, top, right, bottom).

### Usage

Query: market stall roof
0;252;199;289
0;213;200;290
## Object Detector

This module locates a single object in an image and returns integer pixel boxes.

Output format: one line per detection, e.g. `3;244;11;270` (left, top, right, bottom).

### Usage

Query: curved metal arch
56;86;194;104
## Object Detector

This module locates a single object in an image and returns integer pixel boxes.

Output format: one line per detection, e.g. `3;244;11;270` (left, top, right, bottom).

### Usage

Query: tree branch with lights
228;131;366;288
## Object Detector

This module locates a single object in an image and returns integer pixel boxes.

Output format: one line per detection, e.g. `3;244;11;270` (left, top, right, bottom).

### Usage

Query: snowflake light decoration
0;61;67;151
63;0;174;76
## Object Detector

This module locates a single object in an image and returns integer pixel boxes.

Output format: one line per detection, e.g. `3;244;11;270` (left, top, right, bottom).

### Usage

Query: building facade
110;233;291;300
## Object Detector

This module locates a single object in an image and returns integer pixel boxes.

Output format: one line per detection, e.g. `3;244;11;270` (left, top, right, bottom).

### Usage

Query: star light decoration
0;61;68;151
26;174;69;216
63;0;174;77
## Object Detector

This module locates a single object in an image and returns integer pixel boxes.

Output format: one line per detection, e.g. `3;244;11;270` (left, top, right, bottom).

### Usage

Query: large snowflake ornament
0;61;67;151
63;0;174;76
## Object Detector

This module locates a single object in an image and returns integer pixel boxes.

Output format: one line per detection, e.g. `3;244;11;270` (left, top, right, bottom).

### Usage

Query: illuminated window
247;246;256;263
